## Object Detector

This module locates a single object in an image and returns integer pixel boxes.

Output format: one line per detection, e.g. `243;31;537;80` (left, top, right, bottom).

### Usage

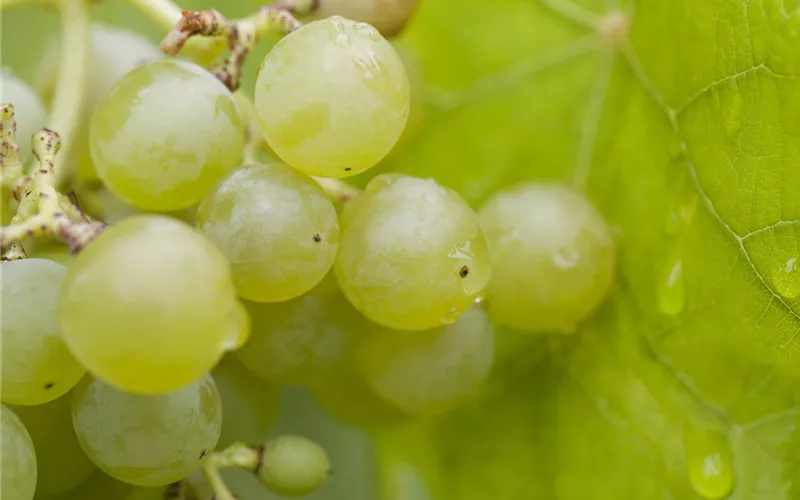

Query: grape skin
10;393;96;494
306;0;421;37
37;24;162;182
258;435;330;497
59;215;249;395
0;69;46;162
1;405;37;500
212;356;280;449
235;288;364;387
1;259;85;406
196;163;339;303
254;16;410;178
356;306;495;415
89;59;244;211
71;376;222;487
478;182;615;333
335;174;491;331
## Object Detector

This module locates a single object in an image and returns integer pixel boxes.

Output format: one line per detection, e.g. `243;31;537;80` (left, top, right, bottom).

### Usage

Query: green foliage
374;0;800;498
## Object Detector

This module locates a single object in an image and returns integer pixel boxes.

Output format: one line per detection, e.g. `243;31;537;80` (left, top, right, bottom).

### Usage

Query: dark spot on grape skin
459;266;469;278
44;382;54;390
199;449;207;460
345;167;352;171
313;233;322;243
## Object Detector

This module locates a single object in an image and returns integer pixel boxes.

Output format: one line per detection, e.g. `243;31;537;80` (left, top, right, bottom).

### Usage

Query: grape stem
48;0;91;187
313;177;362;204
0;107;105;258
200;443;261;500
157;0;315;91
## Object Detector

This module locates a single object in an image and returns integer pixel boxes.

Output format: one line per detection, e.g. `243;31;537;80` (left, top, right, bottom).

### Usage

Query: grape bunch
1;1;615;499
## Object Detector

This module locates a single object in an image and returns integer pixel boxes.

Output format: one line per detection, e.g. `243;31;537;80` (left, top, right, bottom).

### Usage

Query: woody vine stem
0;0;347;496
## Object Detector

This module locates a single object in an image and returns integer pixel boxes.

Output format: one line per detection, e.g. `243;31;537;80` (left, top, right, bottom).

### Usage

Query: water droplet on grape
552;247;580;269
354;22;380;40
772;256;800;299
441;307;460;324
658;255;685;316
474;293;485;304
683;425;735;499
665;194;697;236
448;242;474;260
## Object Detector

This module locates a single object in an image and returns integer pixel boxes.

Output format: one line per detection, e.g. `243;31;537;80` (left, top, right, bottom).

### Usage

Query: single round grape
478;182;615;333
356;306;494;415
235;289;363;386
335;174;491;330
1;69;47;162
59;215;249;394
89;59;244;211
10;393;96;494
212;356;280;449
38;24;163;182
307;0;421;37
1;259;85;405
196;163;339;302
258;435;330;497
254;16;410;178
1;405;37;500
71;376;222;487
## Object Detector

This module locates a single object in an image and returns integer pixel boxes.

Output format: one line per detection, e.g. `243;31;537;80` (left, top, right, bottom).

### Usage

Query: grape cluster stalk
0;0;615;497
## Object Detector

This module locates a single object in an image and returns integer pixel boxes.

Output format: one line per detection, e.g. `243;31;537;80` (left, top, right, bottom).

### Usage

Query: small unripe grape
258;435;330;497
478;182;615;333
306;0;421;37
254;16;410;178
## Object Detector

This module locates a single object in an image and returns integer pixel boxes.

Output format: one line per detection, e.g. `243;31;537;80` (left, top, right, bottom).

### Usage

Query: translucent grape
235;288;364;386
307;0;421;37
35;470;166;500
89;59;244;211
254;16;410;178
356;306;494;415
71;376;222;487
335;174;491;330
10;393;96;494
196;163;339;302
1;259;85;405
258;435;330;497
0;69;46;162
59;215;249;394
312;370;409;429
212;356;280;449
1;405;37;500
38;24;162;182
478;182;615;333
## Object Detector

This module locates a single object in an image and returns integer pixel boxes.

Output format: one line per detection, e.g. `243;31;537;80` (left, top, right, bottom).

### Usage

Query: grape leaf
373;0;800;497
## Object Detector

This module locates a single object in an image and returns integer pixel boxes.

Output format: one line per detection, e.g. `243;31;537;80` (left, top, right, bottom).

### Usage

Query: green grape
35;470;166;500
254;16;410;178
335;174;491;330
196;163;339;302
478;182;615;333
1;259;85;405
356;306;494;415
235;288;365;386
89;59;244;211
1;69;46;162
212;356;280;449
306;0;421;37
71;375;222;487
258;435;330;497
1;405;37;500
59;215;249;394
38;24;162;182
10;393;95;494
312;369;409;429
